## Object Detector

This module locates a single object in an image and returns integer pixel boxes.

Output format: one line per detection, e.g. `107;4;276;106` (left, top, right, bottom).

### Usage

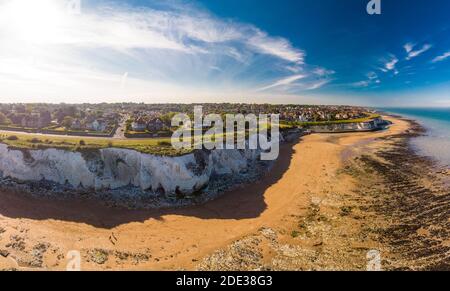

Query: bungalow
38;111;52;128
147;118;165;132
71;119;82;130
21;115;39;128
131;117;147;132
87;119;107;132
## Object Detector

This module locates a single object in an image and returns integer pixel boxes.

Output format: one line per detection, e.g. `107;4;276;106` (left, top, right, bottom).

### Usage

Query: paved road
0;129;109;140
112;115;129;139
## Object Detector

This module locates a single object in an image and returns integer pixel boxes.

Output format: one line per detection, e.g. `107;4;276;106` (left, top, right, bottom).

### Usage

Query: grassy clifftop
0;133;190;156
0;113;381;156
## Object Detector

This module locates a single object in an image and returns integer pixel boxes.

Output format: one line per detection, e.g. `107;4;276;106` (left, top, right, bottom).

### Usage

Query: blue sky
0;0;449;106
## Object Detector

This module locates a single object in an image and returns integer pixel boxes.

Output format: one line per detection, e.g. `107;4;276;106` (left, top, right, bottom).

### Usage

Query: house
87;119;107;132
131;117;147;132
147;118;165;132
21;115;39;128
298;114;308;122
38;111;52;128
71;119;82;130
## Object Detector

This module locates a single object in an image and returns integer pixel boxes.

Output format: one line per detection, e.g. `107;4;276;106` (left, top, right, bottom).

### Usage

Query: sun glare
2;0;67;44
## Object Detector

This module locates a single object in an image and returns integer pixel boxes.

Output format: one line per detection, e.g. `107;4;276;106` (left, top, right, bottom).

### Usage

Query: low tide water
380;107;450;168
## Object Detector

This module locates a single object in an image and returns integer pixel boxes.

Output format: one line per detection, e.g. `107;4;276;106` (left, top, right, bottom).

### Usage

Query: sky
0;0;449;106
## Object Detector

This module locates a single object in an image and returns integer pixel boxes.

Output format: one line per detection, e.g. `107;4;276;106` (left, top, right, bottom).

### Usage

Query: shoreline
198;115;449;271
377;109;450;169
0;115;448;270
344;116;449;270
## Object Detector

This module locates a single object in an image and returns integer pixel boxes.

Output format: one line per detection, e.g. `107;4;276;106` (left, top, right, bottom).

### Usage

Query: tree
62;116;74;128
0;112;10;125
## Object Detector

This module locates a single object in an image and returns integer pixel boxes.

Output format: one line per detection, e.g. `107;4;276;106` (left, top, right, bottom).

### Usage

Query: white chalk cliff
0;144;260;195
308;118;388;133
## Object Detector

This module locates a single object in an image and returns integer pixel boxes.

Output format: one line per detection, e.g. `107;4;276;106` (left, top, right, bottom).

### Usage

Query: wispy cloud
432;51;450;63
385;56;399;71
351;71;380;88
120;72;129;89
405;43;432;60
305;79;331;90
367;71;378;80
249;31;305;64
351;80;370;88
404;43;415;54
313;68;335;76
0;0;328;102
257;74;306;91
257;65;334;92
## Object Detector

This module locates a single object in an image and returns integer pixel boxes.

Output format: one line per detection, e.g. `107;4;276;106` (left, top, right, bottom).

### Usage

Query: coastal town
0;103;374;139
0;0;448;275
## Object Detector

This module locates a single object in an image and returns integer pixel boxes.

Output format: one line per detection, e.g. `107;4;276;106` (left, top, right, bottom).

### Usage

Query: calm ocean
379;107;450;168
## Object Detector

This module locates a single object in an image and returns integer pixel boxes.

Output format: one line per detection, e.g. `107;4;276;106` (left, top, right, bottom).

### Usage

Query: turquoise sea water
379;108;450;167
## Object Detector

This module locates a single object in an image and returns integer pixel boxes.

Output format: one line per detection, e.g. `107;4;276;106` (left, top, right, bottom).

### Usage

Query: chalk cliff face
308;118;388;133
0;144;260;196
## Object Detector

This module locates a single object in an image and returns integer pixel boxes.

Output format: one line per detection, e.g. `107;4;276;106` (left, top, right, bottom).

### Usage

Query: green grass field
0;127;272;156
0;113;380;156
0;132;190;156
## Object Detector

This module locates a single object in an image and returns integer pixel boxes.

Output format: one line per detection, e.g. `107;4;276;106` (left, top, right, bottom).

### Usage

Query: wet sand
2;115;445;270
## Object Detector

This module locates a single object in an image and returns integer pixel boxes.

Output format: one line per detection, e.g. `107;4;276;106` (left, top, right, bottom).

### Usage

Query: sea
379;107;450;168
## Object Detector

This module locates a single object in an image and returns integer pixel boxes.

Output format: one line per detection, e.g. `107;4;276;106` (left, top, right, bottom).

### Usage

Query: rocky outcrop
0;144;262;197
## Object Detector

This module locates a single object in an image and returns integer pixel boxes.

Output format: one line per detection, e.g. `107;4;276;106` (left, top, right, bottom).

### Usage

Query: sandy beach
0;115;448;270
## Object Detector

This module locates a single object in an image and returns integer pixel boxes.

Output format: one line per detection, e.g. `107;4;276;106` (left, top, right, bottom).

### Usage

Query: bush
30;138;42;143
7;135;18;141
79;140;86;146
157;141;172;147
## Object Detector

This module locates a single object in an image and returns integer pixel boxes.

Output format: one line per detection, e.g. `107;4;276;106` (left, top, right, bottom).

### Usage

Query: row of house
131;117;168;132
280;108;366;123
71;118;108;132
20;111;52;128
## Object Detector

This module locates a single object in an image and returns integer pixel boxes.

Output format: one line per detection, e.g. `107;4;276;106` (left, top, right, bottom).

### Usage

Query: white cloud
0;0;324;102
351;81;370;88
404;43;415;54
351;71;380;88
120;72;129;89
248;31;305;64
432;51;450;63
0;0;302;58
305;79;330;90
313;68;335;76
405;43;432;60
385;56;398;71
367;71;378;80
257;74;306;91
